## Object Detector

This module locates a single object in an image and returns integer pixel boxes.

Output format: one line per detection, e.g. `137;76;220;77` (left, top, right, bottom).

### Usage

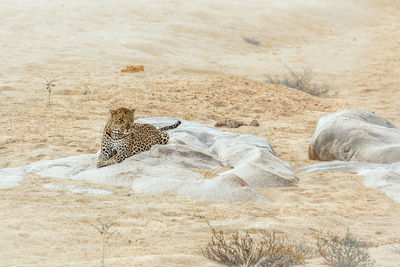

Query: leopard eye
119;118;124;123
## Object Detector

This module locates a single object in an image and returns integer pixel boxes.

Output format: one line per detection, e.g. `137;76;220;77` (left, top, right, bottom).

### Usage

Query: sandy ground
1;0;400;266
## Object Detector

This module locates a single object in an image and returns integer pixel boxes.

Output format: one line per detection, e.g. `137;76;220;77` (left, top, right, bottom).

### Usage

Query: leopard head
105;107;135;139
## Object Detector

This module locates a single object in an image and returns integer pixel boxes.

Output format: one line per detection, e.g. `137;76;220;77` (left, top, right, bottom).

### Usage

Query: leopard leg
97;157;105;168
97;146;115;168
97;147;139;168
158;132;169;144
97;153;125;167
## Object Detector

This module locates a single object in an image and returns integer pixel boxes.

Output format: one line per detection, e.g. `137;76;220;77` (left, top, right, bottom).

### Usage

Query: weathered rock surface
305;110;400;202
0;118;298;202
308;110;400;164
0;168;26;189
302;161;400;202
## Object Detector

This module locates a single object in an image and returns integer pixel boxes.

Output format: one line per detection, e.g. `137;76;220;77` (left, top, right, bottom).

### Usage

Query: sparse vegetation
390;237;400;255
81;81;92;96
39;76;57;106
265;64;332;97
317;229;375;267
94;220;117;267
201;222;308;266
242;36;261;46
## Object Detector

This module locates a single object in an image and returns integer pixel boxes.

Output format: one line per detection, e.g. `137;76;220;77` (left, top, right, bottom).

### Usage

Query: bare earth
1;0;400;266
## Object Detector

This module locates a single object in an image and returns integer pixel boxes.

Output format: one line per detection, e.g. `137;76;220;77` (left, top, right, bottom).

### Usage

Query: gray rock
1;118;298;202
308;110;400;164
306;110;400;202
249;119;259;126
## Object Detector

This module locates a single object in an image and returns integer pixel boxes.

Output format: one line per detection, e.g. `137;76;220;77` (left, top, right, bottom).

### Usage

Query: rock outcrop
0;118;298;202
308;110;400;164
306;110;400;203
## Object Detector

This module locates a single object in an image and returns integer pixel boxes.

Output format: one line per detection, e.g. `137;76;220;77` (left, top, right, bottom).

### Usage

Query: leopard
97;107;181;168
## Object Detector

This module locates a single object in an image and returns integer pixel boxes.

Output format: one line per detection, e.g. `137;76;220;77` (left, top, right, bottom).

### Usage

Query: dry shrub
317;230;374;267
265;65;332;97
242;36;261;46
201;223;309;266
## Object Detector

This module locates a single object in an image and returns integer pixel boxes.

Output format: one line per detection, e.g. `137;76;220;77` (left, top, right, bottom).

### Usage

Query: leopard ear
109;109;116;115
130;108;135;115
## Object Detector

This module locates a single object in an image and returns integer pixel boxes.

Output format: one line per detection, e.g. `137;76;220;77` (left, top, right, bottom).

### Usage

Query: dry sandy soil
1;0;400;266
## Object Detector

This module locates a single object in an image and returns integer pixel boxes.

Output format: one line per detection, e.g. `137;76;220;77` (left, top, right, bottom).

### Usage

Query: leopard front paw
97;160;105;168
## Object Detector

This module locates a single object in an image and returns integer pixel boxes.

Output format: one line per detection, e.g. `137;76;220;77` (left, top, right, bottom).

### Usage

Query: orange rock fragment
121;65;144;73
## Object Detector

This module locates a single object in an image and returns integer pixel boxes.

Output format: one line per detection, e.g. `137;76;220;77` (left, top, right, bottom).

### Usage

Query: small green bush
39;76;57;106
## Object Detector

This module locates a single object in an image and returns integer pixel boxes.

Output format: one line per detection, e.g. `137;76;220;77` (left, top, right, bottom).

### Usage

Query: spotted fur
97;107;181;168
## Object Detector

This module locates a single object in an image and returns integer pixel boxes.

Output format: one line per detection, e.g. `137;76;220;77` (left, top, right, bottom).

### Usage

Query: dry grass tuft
81;81;92;96
94;220;118;267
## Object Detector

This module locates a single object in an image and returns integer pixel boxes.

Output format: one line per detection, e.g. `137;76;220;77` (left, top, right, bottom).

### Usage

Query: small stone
214;120;225;127
214;119;244;128
249;119;259;126
121;65;144;73
226;119;242;128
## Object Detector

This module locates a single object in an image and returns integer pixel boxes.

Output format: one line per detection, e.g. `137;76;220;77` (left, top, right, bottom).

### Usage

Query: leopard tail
159;120;181;131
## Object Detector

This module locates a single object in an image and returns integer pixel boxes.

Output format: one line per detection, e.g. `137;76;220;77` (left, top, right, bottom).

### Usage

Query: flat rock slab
0;118;298;202
302;161;400;202
308;110;400;164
